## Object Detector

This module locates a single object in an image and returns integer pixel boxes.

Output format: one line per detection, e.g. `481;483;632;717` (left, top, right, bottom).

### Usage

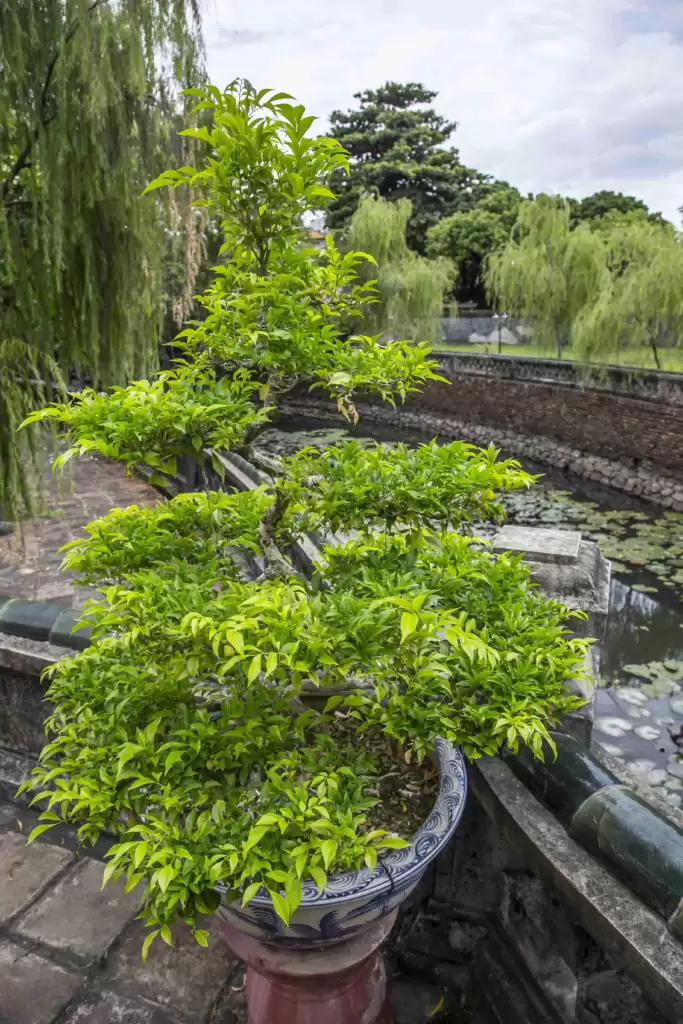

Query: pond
261;421;683;805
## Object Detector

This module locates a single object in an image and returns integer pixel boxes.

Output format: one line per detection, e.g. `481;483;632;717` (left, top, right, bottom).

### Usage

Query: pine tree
0;0;204;516
326;82;503;254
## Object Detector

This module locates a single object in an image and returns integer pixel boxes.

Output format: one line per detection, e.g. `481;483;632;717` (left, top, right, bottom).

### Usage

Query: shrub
20;81;589;957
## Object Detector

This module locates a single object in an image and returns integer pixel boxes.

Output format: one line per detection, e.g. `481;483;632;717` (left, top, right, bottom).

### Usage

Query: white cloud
202;0;683;223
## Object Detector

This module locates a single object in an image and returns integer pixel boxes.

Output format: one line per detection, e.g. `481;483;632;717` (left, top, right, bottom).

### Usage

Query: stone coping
432;350;683;408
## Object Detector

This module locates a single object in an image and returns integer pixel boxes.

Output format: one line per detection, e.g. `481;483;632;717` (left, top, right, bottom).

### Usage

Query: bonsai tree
21;81;589;958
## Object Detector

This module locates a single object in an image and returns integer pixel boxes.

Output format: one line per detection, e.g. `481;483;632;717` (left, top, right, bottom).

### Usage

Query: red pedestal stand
218;911;396;1024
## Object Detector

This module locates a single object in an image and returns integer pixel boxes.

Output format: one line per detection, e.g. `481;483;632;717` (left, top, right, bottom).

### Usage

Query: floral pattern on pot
216;737;467;948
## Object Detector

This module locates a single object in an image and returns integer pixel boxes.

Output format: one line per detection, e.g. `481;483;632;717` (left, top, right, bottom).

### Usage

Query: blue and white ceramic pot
216;737;467;950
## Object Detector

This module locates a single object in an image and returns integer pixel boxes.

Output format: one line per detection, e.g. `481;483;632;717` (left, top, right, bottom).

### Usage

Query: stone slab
0;830;73;925
14;857;141;961
0;939;82;1024
61;989;177;1024
492;525;582;564
105;917;236;1018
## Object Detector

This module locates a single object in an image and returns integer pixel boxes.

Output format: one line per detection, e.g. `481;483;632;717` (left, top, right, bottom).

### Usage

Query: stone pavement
0;456;157;609
0;800;247;1024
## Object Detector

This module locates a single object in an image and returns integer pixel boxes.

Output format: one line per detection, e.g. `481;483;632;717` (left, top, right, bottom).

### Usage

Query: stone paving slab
14;857;141;963
0;831;73;925
0;454;157;609
61;989;178;1024
0;940;81;1024
104;917;237;1019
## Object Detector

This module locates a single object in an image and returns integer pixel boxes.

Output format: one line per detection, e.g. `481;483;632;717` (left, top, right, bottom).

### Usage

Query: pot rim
219;736;467;912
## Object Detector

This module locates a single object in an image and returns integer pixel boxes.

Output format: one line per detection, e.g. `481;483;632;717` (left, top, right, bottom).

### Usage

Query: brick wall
419;354;683;472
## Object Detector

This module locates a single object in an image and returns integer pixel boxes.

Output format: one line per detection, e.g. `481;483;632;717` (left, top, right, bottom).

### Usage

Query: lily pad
623;664;656;680
625;706;651;719
627;758;657;778
614;687;649;705
595;716;634;737
634;725;661;740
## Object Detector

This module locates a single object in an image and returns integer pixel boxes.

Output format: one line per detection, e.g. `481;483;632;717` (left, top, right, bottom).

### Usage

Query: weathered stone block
14;857;140;961
0;830;72;925
104;917;236;1019
0;940;82;1024
493;525;582;564
577;968;669;1024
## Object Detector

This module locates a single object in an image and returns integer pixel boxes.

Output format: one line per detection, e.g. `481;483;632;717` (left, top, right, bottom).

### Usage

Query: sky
202;0;683;226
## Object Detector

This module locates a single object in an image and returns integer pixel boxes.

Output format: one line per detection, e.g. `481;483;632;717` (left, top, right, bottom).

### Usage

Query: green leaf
194;928;210;947
247;654;262;683
364;848;377;871
270;890;291;926
376;836;410;850
142;930;160;962
242;882;262;906
321;840;338;870
26;823;56;844
400;612;418;643
309;865;327;892
156;864;176;893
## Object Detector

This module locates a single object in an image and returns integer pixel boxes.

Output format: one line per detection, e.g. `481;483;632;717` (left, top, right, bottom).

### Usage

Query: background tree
485;195;607;358
346;193;455;342
568;190;665;227
426;187;524;305
0;0;204;516
326;82;505;254
573;219;683;369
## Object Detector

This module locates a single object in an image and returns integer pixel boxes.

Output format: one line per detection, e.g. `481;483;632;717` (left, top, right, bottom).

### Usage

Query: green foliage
282;440;532;535
22;367;269;484
0;0;205;517
346;194;455;341
59;489;269;586
326;82;506;254
568;190;664;227
20;80;591;955
572;219;683;369
426;186;525;304
485;195;608;357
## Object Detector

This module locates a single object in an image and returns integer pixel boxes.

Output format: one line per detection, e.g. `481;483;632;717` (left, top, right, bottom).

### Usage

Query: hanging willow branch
0;0;205;517
345;193;456;342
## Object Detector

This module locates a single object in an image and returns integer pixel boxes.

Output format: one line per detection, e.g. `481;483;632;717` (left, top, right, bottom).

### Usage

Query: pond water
262;421;683;804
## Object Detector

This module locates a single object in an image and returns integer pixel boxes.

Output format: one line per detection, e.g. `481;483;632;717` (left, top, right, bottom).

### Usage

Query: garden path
0;455;157;608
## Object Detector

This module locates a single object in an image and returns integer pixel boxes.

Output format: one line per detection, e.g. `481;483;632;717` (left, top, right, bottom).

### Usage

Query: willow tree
485;195;607;359
0;0;204;516
346;193;455;342
573;220;683;370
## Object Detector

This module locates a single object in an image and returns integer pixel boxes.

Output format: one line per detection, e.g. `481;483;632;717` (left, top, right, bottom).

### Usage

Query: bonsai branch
248;447;285;477
258;488;295;579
